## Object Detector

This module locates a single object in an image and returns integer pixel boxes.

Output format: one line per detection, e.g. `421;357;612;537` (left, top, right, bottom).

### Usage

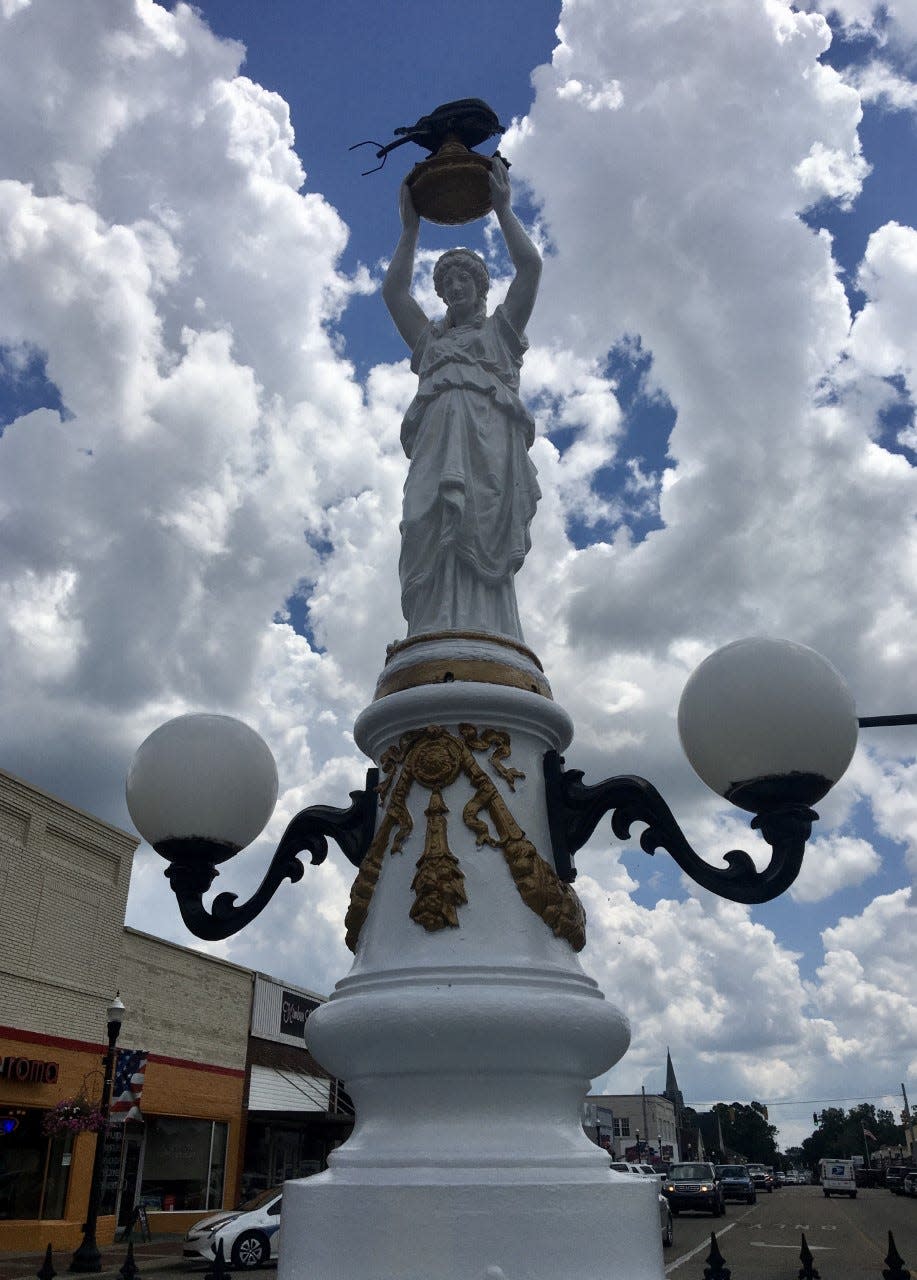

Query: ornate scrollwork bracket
543;750;817;903
156;768;379;940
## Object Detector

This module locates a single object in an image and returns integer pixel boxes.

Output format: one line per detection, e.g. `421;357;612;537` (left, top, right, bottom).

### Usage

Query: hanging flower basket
42;1097;105;1136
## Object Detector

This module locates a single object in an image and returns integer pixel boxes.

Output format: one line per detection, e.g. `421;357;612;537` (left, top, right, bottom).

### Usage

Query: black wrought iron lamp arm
157;768;379;941
543;751;815;903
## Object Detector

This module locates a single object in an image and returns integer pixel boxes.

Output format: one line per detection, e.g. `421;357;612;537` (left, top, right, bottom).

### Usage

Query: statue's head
433;248;489;324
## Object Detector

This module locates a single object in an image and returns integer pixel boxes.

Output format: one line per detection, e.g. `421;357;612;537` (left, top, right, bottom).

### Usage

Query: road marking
664;1222;738;1274
750;1242;834;1251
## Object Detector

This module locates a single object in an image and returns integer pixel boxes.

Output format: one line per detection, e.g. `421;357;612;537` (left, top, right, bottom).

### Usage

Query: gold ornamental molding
344;724;586;953
374;657;553;700
374;632;553;701
385;631;547;668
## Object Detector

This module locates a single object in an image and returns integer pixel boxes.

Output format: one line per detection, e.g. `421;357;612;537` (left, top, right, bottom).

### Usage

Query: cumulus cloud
2;0;917;1146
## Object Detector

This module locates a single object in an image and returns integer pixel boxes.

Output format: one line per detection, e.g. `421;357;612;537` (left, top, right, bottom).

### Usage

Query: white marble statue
382;162;542;643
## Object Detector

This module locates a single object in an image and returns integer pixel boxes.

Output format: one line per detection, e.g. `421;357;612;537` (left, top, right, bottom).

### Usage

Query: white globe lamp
126;712;278;858
677;637;858;812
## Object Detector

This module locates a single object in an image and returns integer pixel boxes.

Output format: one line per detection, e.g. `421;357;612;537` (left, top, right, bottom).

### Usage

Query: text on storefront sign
280;991;317;1039
0;1056;60;1084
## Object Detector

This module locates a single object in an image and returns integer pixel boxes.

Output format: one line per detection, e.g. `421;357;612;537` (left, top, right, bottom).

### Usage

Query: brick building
0;768;349;1251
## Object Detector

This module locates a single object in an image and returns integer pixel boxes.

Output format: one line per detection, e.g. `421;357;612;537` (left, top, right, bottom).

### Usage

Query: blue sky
1;0;916;1152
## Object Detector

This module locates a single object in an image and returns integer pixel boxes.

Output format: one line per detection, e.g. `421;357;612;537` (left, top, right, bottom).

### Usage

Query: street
664;1185;917;1278
3;1188;913;1280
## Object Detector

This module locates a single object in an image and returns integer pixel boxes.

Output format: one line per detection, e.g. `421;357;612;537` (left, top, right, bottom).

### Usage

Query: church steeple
663;1047;684;1116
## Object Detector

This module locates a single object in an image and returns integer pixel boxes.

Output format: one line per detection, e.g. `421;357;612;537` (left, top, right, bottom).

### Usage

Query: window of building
0;1109;72;1220
139;1117;227;1212
612;1118;630;1137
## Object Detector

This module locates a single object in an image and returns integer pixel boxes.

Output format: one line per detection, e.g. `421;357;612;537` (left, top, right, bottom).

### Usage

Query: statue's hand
489;157;511;214
399;180;420;232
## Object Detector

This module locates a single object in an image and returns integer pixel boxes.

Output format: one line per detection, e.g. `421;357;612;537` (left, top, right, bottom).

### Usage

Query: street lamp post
69;995;125;1274
125;638;866;1280
120;104;903;1280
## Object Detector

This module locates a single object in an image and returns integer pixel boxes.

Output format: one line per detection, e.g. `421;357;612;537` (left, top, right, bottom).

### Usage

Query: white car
609;1162;674;1248
184;1188;282;1269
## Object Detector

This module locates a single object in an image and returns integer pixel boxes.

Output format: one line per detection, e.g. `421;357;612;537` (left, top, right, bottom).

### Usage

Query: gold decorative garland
344;724;586;953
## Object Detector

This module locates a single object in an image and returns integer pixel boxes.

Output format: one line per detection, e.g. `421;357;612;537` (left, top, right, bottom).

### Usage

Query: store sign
280;990;317;1039
0;1056;59;1084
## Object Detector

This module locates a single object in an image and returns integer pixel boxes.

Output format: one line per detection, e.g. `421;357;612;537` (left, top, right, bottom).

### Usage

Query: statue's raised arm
487;160;541;335
381;183;428;350
382;162;543;645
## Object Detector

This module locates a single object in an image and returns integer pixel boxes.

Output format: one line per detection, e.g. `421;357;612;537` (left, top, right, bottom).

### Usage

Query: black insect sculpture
350;98;505;175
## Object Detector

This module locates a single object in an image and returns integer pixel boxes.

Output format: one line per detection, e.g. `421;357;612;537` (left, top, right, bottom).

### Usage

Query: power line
685;1093;902;1110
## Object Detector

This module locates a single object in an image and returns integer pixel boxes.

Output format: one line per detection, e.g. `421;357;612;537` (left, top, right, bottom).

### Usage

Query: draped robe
399;304;541;642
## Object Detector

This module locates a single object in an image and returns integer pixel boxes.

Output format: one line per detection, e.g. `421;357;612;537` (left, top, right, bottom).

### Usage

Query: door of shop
100;1126;144;1229
117;1130;144;1228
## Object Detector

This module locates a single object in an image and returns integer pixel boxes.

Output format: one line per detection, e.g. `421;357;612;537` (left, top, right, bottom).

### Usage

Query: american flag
109;1049;148;1123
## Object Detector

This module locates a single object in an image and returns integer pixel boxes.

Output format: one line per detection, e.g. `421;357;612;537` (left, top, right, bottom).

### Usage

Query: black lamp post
69;994;125;1274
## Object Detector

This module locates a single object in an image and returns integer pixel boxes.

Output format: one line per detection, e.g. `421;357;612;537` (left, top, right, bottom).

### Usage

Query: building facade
587;1092;680;1164
240;975;353;1199
0;768;351;1250
0;768;138;1250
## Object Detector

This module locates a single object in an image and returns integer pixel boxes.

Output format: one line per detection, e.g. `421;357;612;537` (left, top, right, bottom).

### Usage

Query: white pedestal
278;681;664;1279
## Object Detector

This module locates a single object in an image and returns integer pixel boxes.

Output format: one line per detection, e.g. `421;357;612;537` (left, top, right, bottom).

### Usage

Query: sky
0;0;916;1154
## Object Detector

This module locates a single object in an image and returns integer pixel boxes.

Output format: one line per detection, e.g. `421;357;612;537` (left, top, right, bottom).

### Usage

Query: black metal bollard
118;1241;139;1280
37;1244;56;1280
702;1231;731;1280
205;1239;233;1280
799;1231;821;1279
883;1230;911;1280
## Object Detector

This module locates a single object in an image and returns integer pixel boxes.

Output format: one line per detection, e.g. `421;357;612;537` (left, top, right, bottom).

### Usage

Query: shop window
139;1117;227;1212
0;1109;72;1220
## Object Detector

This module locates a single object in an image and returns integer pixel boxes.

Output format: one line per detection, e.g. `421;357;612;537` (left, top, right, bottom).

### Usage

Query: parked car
663;1161;725;1217
609;1162;675;1246
747;1164;774;1193
184;1187;282;1269
885;1165;917;1195
715;1164;757;1204
902;1171;917;1198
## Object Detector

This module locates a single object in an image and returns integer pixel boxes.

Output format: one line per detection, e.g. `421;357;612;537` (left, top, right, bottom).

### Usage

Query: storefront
239;976;353;1199
0;1029;247;1249
112;929;251;1236
96;1064;244;1235
0;768;352;1248
0;1029;112;1251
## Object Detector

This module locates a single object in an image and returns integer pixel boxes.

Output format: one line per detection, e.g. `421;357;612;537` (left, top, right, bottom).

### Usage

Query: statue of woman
382;162;542;643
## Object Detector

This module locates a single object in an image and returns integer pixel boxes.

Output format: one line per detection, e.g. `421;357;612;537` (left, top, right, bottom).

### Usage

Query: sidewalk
0;1236;189;1280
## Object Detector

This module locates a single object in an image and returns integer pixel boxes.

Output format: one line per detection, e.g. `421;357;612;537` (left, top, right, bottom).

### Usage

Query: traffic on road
661;1183;917;1278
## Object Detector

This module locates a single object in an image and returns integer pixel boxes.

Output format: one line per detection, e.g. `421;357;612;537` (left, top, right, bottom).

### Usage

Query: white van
819;1157;857;1198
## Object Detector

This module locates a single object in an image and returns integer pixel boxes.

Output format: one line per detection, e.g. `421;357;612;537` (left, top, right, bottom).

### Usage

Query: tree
713;1101;779;1165
801;1102;907;1169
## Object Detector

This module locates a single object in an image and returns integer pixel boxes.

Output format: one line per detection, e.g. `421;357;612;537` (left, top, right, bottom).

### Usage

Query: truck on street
819;1157;857;1198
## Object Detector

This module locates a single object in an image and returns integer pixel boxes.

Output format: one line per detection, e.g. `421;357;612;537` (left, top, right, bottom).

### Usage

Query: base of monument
375;630;552;701
277;1173;664;1280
